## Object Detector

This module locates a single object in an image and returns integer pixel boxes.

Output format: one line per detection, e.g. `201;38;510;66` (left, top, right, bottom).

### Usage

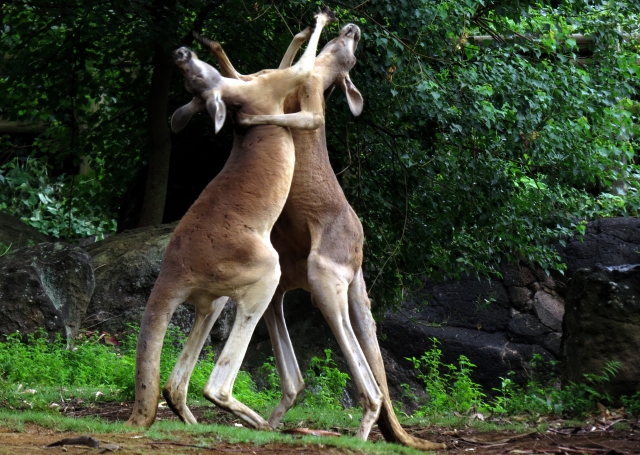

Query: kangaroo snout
173;47;193;63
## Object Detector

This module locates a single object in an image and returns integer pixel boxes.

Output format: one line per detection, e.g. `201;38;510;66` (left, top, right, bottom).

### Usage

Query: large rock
84;223;176;335
0;211;50;251
409;275;512;333
0;242;94;343
379;303;554;394
507;313;551;344
84;223;237;345
532;291;564;331
561;264;640;398
557;217;640;276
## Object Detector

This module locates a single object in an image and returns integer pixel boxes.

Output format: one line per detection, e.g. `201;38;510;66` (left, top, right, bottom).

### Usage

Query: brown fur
126;11;334;430
167;25;444;449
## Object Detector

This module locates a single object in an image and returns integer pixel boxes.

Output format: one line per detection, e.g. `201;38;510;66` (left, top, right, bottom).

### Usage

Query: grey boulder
0;242;94;343
84;223;176;335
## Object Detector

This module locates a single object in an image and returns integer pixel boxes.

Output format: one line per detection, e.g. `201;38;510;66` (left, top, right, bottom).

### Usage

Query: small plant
301;349;350;410
256;356;281;402
621;393;640;416
0;326;218;409
408;338;486;416
555;360;621;416
406;340;637;420
484;358;632;418
488;375;515;415
473;292;496;314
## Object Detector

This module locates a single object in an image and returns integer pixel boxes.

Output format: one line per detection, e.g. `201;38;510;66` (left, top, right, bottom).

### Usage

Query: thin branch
240;1;272;23
273;4;294;38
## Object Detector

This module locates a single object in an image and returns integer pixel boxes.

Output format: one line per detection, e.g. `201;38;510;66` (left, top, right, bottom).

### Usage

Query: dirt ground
1;402;639;454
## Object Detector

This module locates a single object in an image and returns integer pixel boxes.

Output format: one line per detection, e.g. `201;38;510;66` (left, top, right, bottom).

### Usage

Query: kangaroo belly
160;125;294;292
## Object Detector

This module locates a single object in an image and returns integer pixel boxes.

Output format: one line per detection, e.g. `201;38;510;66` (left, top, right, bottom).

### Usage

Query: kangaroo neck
291;126;336;178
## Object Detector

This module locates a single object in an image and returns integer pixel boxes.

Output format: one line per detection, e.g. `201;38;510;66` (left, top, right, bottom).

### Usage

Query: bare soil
1;402;639;454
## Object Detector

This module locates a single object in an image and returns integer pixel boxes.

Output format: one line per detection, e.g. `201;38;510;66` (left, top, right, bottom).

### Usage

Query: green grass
0;327;352;416
2;327;639;437
0;326;250;401
0;410;430;455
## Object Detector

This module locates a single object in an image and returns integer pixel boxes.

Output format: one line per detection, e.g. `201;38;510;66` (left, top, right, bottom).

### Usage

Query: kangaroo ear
337;74;363;117
206;90;226;133
171;98;204;133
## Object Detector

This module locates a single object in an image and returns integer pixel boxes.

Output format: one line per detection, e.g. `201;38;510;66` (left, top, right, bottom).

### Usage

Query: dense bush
0;156;116;239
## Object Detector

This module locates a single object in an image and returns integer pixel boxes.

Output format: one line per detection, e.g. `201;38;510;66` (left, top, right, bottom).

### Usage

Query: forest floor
1;403;639;454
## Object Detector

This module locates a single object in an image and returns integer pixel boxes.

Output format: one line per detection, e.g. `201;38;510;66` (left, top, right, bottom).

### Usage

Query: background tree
0;0;638;309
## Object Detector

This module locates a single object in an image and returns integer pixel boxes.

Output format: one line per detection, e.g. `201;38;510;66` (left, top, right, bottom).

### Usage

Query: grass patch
0;328;351;415
2;326;639;452
399;413;539;433
0;410;429;455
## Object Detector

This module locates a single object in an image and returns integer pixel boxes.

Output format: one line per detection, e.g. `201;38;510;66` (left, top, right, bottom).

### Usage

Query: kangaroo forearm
278;28;311;69
241;112;323;130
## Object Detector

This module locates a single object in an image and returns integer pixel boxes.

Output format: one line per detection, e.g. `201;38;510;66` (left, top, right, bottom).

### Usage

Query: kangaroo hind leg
163;294;229;424
126;281;191;428
348;269;446;450
263;288;305;428
203;259;281;430
308;256;382;440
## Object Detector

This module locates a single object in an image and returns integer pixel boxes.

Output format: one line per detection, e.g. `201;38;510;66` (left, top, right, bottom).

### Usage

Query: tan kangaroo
125;10;334;430
163;24;445;450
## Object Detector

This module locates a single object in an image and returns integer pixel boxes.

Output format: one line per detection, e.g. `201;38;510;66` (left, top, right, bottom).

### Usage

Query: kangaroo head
317;23;363;116
171;47;227;133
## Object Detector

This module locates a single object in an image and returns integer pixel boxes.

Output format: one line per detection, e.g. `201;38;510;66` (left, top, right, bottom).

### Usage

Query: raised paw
192;31;219;51
310;7;337;31
322;6;338;24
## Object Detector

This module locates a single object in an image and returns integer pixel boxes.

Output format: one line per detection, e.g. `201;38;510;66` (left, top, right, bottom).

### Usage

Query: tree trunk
137;43;174;228
136;0;216;228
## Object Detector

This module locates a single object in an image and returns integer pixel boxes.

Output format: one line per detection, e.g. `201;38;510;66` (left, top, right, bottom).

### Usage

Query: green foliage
343;0;640;305
254;350;351;410
301;349;351;410
408;344;640;419
479;357;627;417
0;327;215;407
407;338;485;415
256;356;282;403
0;156;116;239
1;1;639;308
0;328;350;414
0;330;124;387
621;392;640;417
